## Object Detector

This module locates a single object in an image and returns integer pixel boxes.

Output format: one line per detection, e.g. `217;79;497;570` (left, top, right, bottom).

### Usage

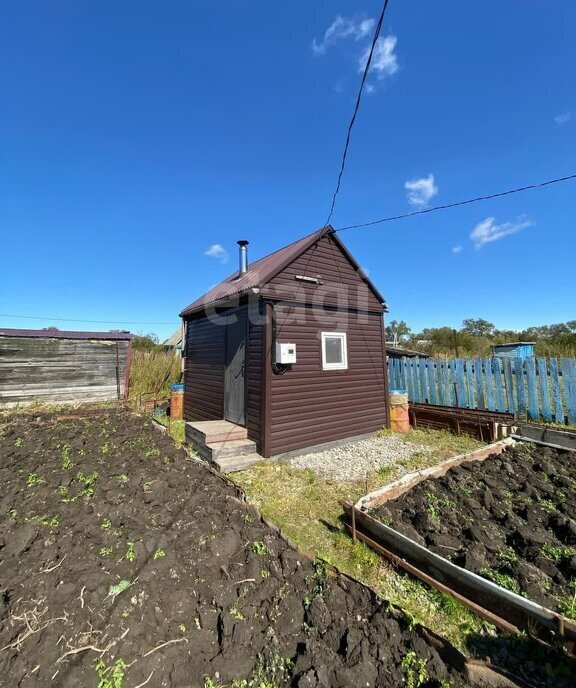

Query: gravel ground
290;434;430;481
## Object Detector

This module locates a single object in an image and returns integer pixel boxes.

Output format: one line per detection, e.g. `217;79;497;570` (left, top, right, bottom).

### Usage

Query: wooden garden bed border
348;437;576;646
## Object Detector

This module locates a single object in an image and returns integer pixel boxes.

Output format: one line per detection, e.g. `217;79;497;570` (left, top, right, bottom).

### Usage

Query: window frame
321;331;348;371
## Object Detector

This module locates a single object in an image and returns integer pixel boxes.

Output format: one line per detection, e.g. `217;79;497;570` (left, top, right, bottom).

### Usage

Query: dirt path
0;409;471;688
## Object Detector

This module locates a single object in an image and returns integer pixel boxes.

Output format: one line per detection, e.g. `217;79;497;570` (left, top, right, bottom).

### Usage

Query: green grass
128;349;181;401
232;428;490;649
156;416;185;444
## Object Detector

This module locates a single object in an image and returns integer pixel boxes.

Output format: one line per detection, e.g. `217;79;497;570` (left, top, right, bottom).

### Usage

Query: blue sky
1;1;574;341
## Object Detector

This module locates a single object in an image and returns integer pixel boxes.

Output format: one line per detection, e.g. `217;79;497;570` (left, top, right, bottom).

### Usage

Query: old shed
180;226;389;462
0;328;133;406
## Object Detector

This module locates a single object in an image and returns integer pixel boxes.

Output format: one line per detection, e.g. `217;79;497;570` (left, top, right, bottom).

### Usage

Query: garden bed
0;408;476;687
372;442;576;619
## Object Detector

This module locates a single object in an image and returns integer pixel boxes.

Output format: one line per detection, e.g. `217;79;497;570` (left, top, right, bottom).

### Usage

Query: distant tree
131;332;161;351
385;320;412;344
462;318;495;338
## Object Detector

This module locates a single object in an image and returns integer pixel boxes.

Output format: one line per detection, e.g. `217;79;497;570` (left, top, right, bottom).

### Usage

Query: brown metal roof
0;327;133;341
180;226;386;316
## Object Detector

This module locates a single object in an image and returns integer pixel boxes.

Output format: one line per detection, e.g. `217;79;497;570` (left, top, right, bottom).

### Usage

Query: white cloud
470;216;533;249
405;174;438;207
451;246;463;254
359;35;398;79
312;16;375;55
204;244;229;264
554;111;571;126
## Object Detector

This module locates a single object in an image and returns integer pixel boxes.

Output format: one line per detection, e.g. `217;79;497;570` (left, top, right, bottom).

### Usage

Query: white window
321;332;348;370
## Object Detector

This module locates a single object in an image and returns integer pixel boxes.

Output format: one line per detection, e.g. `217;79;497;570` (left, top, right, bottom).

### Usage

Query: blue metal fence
387;356;576;424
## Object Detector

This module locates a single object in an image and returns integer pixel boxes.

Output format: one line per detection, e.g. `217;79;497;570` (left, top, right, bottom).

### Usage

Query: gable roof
180;226;386;317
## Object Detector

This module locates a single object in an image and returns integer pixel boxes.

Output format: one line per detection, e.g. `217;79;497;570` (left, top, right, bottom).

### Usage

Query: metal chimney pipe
237;240;249;276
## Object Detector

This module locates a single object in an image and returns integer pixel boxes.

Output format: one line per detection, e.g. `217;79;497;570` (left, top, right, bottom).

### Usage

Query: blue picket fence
387;356;576;424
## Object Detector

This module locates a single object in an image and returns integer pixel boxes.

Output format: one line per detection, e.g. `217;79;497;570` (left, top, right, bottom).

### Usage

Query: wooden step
212;453;262;472
185;420;247;445
194;438;257;462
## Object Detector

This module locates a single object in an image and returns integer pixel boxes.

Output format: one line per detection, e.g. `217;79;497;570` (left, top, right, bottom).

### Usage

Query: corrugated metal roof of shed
492;342;535;348
180;226;386;317
0;328;133;340
179;228;328;317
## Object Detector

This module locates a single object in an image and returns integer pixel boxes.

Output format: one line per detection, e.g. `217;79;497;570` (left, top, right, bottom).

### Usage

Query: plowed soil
374;444;576;616
0;409;471;688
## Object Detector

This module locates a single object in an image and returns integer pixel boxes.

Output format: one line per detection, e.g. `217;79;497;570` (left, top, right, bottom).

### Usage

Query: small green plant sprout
241;512;253;523
101;518;112;530
229;602;245;621
153;549;165;560
425;491;455;522
145;447;161;457
94;657;127;688
143;480;153;493
100;546;114;557
479;568;523;595
61;444;73;470
58;485;70;501
541;544;576;564
9;508;18;519
312;561;328;598
105;579;133;602
26;473;44;487
252;541;267;555
557;581;576;620
401;650;428;688
261;569;270;579
178;623;186;634
101;442;111;454
496;547;518;568
203;678;221;688
194;615;202;630
26;514;59;529
118;474;129;484
76;471;99;499
124;540;136;562
14;437;24;447
120;610;130;618
540;499;557;512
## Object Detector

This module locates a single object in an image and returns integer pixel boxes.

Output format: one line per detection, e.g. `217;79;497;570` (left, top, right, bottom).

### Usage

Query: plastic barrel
170;383;184;420
389;389;409;433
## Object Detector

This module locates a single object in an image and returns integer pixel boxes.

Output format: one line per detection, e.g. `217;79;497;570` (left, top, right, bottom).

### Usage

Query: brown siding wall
183;316;225;422
0;337;130;406
268;304;387;456
261;234;383;312
246;299;263;449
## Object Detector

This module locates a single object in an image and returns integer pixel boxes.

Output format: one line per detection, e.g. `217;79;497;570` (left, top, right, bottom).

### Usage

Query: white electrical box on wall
275;342;297;364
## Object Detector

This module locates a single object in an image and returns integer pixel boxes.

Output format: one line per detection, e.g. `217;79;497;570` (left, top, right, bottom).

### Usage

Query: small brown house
179;226;388;458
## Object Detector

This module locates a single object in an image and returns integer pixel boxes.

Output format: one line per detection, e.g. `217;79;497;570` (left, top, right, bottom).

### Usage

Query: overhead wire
333;173;576;231
0;313;179;326
324;0;392;227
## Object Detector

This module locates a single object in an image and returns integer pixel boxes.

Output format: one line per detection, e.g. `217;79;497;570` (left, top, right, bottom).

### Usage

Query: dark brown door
224;310;247;425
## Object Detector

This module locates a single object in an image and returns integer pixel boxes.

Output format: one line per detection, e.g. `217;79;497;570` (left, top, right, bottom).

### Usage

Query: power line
0;313;179;326
335;173;576;231
324;0;392;227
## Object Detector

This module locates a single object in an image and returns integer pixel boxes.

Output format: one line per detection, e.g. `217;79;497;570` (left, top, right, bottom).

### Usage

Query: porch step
185;420;247;445
185;420;263;473
195;438;257;462
212;453;262;472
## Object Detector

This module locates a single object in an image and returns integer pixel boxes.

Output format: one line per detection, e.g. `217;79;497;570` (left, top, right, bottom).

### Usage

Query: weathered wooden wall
0;337;130;406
